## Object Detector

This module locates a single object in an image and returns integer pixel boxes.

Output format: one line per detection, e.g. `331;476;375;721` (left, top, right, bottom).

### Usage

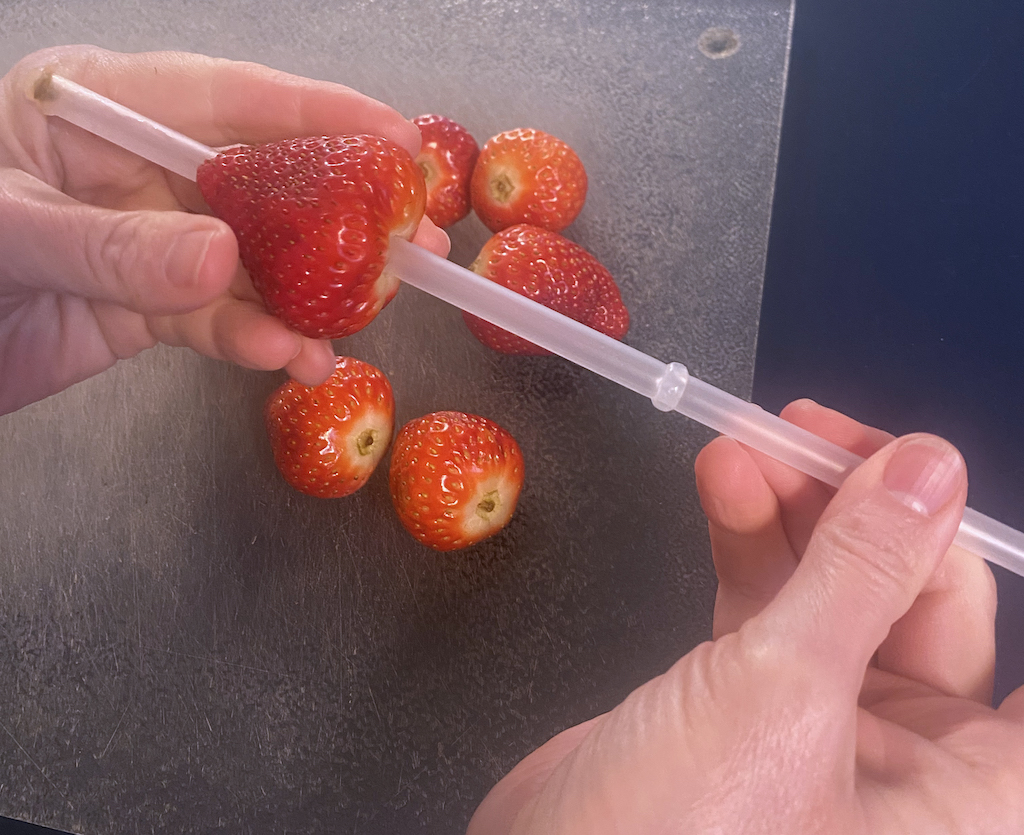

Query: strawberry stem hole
490;173;515;203
356;429;379;456
417;160;435;185
476;490;500;520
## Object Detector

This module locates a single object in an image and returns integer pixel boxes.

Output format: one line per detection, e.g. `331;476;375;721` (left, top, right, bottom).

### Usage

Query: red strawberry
265;356;395;498
197;135;425;339
470;127;587;233
389;411;524;551
412;114;479;229
464;224;629;355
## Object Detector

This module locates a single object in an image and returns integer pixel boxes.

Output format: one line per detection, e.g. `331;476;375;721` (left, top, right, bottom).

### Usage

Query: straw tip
30;69;57;108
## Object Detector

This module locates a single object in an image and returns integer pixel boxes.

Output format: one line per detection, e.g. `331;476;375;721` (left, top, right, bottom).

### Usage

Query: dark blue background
754;0;1024;699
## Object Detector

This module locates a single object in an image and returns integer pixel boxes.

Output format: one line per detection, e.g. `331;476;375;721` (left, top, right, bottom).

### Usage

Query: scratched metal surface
0;1;792;832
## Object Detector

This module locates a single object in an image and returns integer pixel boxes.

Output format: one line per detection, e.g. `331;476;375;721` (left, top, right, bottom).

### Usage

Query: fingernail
883;437;964;516
166;229;216;288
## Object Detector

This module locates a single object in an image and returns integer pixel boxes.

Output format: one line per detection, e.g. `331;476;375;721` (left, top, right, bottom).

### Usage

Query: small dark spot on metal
698;27;741;59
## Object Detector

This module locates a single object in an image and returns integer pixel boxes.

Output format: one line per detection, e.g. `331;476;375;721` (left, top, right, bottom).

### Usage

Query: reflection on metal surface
0;0;793;831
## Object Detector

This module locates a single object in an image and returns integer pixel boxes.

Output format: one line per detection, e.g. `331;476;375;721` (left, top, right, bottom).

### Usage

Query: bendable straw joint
652;362;689;412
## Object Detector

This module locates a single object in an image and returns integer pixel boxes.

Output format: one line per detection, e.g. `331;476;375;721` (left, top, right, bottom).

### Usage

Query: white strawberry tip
369;230;419;317
371;261;402;316
417;158;439;188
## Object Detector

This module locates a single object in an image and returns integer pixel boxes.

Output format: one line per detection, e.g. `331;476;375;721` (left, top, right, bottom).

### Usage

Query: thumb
0;169;237;313
758;433;968;686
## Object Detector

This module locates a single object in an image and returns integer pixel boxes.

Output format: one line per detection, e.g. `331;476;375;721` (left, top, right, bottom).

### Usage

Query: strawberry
197;134;425;339
464;224;629;355
412;114;479;229
470;127;587;233
265;356;395;498
389;411;524;551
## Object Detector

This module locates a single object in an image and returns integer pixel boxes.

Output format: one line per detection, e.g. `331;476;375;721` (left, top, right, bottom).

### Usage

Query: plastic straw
33;73;216;177
391;242;1024;576
32;72;1024;577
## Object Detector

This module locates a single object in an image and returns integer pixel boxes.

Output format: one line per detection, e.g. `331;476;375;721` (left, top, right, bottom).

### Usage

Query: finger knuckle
86;213;145;305
816;510;920;594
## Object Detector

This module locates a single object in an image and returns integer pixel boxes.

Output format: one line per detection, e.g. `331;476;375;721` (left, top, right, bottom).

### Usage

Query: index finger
14;45;421;155
747;398;895;556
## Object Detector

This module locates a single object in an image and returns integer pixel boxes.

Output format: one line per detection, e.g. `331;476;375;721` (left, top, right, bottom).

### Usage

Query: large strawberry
389;411;524;551
464;224;629;355
197;135;425;339
412;114;479;229
470;127;587;233
265;356;395;498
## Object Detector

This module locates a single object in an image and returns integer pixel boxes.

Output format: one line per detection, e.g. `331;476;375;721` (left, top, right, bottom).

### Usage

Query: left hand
0;45;449;415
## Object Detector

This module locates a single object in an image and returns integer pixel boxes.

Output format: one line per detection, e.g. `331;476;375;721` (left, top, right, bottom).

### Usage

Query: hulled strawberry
265;356;395;498
412;114;479;229
197;135;425;339
389;411;524;551
470;127;587;233
464;224;629;355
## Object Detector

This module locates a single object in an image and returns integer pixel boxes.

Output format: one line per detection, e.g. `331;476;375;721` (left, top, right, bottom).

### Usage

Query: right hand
469;401;1024;834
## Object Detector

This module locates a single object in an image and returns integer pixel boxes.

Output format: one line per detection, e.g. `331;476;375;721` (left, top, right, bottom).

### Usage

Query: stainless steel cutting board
0;1;793;831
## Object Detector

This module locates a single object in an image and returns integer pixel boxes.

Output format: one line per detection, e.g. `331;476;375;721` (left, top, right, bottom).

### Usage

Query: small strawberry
265;356;395;498
389;411;524;551
470;127;587;233
464;224;629;355
412;114;479;229
197;134;425;339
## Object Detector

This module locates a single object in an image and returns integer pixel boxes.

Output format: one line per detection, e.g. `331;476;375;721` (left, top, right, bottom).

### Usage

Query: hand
0;45;449;415
469;400;1024;834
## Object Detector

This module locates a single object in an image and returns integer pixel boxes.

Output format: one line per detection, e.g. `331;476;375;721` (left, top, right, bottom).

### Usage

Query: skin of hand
469;400;1024;834
0;45;450;415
